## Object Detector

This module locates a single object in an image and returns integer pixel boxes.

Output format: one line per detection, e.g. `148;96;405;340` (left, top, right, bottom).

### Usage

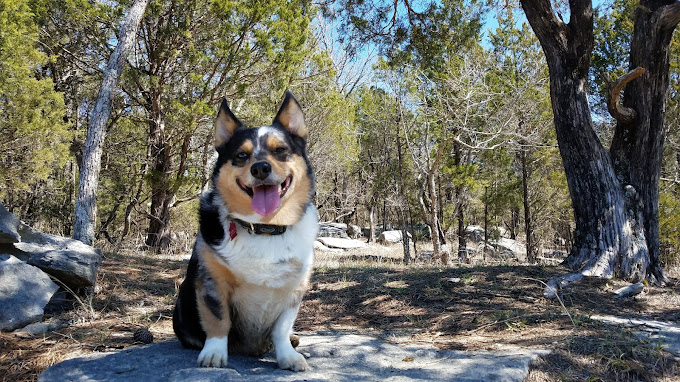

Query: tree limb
660;2;680;30
519;0;567;48
607;67;646;124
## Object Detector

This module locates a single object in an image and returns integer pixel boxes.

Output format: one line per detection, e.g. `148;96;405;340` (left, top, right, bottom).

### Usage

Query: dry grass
1;243;679;381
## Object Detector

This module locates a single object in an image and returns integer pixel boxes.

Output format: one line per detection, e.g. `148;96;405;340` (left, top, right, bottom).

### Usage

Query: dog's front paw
197;337;228;368
277;350;308;371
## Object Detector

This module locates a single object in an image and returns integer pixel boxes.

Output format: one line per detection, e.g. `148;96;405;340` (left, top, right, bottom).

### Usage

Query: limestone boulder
377;230;411;244
346;224;362;239
316;237;367;250
0;255;59;331
0;203;101;289
317;223;349;239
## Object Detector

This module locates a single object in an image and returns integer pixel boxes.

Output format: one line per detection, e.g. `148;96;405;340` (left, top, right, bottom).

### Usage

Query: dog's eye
236;152;249;160
274;147;287;155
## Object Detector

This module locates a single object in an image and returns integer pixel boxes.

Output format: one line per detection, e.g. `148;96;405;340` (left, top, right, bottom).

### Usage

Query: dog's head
212;92;314;226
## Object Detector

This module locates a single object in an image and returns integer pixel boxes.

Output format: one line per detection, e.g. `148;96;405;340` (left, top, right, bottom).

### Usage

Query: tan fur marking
261;154;311;226
266;136;285;151
196;242;239;338
216;164;256;216
266;154;286;179
290;268;311;308
239;140;254;154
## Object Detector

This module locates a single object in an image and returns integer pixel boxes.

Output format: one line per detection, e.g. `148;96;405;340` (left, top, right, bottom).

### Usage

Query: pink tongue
251;184;281;216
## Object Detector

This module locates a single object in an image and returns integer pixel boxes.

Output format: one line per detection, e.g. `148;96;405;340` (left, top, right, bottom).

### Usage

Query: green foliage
591;0;636;115
659;188;680;266
0;0;71;195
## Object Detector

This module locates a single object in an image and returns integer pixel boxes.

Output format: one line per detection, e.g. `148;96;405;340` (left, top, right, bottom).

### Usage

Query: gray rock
613;282;644;299
313;241;343;253
316;237;366;250
591;315;680;357
39;333;550;382
8;224;101;289
317;223;349;239
346;224;362;239
464;225;485;243
0;203;20;244
0;255;59;331
0;204;101;289
377;230;411;244
18;320;65;335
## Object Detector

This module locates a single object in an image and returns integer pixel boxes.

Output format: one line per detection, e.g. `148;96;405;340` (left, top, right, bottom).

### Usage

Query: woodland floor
1;243;679;381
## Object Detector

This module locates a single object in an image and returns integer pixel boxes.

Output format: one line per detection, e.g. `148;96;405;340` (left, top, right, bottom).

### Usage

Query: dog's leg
194;242;238;368
272;298;307;371
195;276;231;368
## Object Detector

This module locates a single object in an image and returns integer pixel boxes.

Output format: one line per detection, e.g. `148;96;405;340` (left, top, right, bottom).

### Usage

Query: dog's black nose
250;161;272;180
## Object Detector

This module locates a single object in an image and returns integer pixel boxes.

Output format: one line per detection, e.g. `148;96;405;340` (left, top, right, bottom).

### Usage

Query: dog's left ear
273;91;307;139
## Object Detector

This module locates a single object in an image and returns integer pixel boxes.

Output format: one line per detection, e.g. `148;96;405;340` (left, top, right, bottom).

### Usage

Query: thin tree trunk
397;133;410;264
520;147;537;263
368;204;376;243
73;0;149;245
483;185;488;262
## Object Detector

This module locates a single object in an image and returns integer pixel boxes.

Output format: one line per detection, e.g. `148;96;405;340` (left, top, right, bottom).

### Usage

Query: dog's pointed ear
215;98;241;147
273;91;307;139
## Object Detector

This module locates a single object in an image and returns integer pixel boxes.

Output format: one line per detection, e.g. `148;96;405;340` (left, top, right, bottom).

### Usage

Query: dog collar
230;219;287;237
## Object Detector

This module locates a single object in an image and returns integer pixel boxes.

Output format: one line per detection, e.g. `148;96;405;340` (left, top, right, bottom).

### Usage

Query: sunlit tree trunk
73;0;149;245
520;0;680;283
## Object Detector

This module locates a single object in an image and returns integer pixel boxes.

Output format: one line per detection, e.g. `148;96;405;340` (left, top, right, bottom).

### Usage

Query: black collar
233;218;287;235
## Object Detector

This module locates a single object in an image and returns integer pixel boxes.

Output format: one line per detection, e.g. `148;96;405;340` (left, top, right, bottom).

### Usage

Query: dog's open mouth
237;176;292;216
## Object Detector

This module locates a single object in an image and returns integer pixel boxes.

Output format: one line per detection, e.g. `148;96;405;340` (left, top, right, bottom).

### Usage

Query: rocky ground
1;243;679;381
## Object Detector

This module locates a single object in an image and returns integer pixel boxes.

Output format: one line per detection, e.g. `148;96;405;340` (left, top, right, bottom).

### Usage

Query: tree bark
520;0;680;284
145;90;173;251
73;0;149;245
367;204;376;243
520;147;537;263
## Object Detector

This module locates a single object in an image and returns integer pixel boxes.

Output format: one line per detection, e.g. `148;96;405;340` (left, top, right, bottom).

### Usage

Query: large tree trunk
145;91;173;251
608;1;680;283
520;0;680;284
73;0;149;245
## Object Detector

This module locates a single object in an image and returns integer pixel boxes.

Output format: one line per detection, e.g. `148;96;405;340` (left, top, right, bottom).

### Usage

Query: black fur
199;192;224;246
172;250;205;349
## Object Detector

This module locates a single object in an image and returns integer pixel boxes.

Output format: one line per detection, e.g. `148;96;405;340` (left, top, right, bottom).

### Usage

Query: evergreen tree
0;0;71;214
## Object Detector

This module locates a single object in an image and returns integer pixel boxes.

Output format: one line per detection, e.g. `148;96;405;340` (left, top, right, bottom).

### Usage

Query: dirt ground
1;244;679;381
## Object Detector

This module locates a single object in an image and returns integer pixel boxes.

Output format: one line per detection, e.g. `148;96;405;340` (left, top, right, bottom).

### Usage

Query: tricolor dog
173;92;317;371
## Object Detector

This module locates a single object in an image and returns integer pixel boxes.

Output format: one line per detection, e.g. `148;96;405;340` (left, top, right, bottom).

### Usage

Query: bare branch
607;67;646;124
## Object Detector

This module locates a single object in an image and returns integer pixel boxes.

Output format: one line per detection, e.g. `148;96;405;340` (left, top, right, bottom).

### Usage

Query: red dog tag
229;222;237;240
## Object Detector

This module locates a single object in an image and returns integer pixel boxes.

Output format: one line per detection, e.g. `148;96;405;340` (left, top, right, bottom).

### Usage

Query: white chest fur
214;204;318;289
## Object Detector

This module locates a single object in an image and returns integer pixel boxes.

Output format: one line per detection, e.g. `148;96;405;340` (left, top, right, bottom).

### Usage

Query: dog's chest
222;234;309;287
214;207;317;288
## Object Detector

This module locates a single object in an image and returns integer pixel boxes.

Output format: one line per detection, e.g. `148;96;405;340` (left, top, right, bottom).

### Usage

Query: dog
173;91;317;372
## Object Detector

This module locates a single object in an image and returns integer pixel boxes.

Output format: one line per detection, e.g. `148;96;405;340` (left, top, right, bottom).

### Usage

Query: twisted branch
607;67;646;124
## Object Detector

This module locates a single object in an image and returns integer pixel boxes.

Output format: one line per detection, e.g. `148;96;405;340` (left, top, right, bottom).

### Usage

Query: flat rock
39;333;549;382
313;241;343;253
0;255;59;331
591;315;680;357
316;237;366;250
